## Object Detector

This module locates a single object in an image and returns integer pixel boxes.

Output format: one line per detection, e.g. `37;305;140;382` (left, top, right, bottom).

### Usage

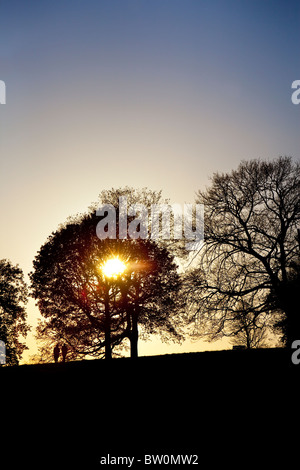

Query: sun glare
101;258;127;278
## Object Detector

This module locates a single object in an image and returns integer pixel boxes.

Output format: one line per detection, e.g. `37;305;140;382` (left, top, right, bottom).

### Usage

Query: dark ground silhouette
1;349;298;468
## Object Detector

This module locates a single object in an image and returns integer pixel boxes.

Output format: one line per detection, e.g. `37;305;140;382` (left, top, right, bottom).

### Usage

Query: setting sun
101;258;127;279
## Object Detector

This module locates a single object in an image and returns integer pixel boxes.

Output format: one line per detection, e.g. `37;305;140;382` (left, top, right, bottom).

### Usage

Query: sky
0;0;299;362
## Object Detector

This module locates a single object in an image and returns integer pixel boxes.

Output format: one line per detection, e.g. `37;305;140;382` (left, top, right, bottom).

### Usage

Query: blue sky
0;0;299;359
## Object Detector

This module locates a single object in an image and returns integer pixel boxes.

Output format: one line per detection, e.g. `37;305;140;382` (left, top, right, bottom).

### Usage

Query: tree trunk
104;290;111;360
277;282;299;348
130;312;138;359
105;328;111;360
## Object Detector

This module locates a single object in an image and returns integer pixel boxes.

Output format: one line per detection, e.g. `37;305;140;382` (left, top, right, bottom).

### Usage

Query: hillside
1;347;297;392
1;348;298;468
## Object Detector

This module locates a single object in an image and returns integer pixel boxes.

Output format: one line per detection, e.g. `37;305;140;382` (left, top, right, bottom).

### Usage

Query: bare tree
184;157;300;347
226;299;273;349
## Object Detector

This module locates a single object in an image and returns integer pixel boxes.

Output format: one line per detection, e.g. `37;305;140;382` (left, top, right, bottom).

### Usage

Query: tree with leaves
30;188;183;360
0;259;29;365
184;157;300;347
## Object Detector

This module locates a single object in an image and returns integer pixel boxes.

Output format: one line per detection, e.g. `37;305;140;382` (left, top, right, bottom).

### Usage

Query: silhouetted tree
0;259;30;365
184;157;300;347
30;189;183;360
227;299;273;349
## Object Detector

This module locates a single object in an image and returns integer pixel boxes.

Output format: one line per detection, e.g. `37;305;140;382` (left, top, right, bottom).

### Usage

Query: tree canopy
0;259;29;365
30;189;184;359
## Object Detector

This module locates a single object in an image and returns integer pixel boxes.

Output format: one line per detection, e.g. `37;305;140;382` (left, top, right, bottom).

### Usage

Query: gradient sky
0;0;299;361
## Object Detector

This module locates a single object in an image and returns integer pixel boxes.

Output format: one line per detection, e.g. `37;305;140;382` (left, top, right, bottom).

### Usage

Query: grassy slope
1;349;298;468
